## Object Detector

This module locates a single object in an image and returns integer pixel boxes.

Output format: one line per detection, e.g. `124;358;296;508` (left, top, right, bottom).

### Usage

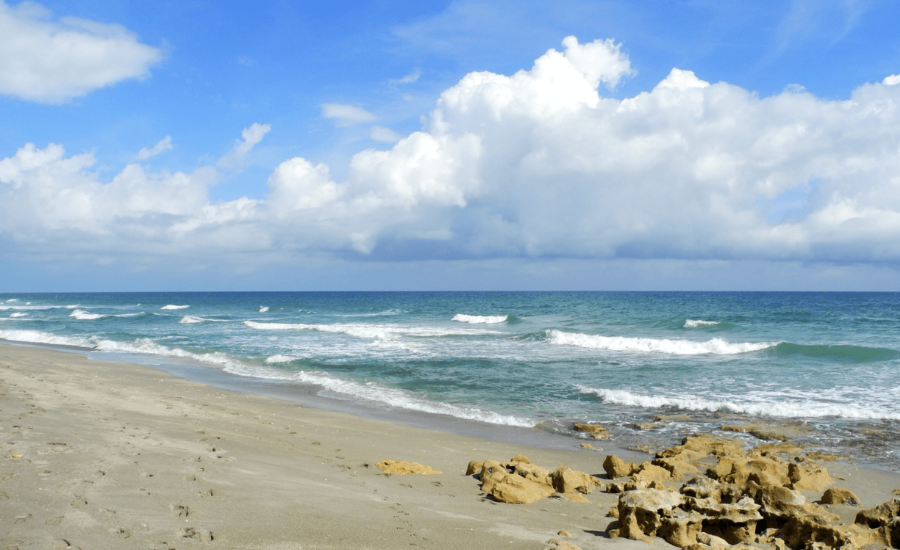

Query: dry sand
1;343;898;549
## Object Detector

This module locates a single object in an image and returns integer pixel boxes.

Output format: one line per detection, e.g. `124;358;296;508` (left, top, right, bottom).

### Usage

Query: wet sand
2;343;898;549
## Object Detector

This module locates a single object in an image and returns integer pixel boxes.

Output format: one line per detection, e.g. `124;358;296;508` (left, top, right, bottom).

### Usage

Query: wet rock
574;423;609;439
376;460;441;475
820;487;860;507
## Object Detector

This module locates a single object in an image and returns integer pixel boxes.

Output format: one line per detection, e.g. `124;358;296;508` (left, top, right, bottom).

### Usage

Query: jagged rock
724;457;789;487
855;498;900;529
489;473;555;504
608;513;652;543
653;455;702;480
783;513;889;549
612;489;685;542
821;487;860;506
466;460;484;475
754;484;809;521
788;461;833;492
603;454;638;479
632;462;673;484
658;508;705;547
512;461;553;486
376;460;441;475
681;477;722;500
551;467;600;494
686;496;763;544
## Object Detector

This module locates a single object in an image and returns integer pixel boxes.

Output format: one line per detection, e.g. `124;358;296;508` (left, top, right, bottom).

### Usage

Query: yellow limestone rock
551;467;601;494
465;460;484;475
821;487;861;506
603;454;639;479
788;461;833;492
489;473;555;504
376;460;441;475
632;462;673;485
510;454;530;464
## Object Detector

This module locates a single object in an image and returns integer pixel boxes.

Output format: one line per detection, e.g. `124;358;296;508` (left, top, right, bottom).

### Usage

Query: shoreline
2;343;899;549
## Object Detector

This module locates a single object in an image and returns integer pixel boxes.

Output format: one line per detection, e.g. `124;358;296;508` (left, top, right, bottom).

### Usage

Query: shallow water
2;291;898;469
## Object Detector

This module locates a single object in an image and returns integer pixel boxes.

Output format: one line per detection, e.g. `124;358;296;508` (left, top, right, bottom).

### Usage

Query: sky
2;0;900;291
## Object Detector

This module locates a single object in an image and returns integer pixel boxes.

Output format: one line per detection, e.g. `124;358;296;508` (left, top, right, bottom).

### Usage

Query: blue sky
2;0;900;290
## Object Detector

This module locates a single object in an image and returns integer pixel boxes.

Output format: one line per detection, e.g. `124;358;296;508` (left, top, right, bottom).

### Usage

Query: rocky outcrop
574;423;610;439
604;435;900;549
467;455;602;505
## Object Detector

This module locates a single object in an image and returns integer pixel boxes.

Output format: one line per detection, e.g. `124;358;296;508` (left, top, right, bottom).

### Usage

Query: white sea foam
259;306;269;313
9;312;27;318
0;304;68;311
69;309;105;320
178;315;223;324
265;354;297;364
578;386;900;420
6;299;18;302
161;305;189;310
244;320;501;340
0;329;94;348
684;319;719;328
546;330;775;355
452;314;508;324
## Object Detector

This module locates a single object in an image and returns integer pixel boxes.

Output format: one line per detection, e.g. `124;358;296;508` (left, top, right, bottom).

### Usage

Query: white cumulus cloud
0;1;162;103
217;123;271;169
136;136;173;160
4;36;900;271
321;103;378;126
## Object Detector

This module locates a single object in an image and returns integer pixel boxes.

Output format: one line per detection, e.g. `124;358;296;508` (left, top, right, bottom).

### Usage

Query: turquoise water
2;292;899;468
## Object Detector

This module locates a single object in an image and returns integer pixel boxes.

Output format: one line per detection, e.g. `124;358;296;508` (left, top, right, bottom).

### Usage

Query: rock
376;460;441;475
685;496;762;544
607;507;619;518
724;457;789;487
653;455;701;480
558;492;590;503
632;462;673;485
657;508;705;547
574;423;610;439
489;473;555;504
479;460;506;481
465;460;483;476
821;487;861;506
696;532;730;547
557;530;572;538
787;461;833;492
754;484;809;521
603;455;638;479
614;489;685;542
855;498;900;529
550;467;600;494
783;513;889;549
510;454;530;464
680;477;722;500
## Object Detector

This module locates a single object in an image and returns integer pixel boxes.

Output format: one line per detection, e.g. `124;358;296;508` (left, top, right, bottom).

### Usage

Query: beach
3;342;900;550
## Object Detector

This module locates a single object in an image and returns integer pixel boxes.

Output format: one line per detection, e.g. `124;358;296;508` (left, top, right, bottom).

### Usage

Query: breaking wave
161;305;190;310
259;306;269;313
243;320;501;340
179;316;224;324
452;314;508;324
69;309;105;320
546;330;776;355
0;329;94;348
9;312;27;318
578;386;900;420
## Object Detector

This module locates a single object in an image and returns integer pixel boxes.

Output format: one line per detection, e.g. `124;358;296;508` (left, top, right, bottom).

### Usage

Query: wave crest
684;319;719;328
547;330;775;355
452;314;508;324
161;305;190;310
578;386;900;420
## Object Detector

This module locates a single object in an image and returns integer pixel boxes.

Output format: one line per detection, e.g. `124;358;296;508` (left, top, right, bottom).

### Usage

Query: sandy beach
2;342;899;550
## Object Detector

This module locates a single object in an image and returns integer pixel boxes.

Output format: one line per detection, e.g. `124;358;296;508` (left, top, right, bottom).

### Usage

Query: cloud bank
0;1;162;103
3;36;900;269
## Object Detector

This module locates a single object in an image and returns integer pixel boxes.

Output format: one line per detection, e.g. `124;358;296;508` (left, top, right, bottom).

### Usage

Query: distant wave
0;304;68;311
179;315;224;324
9;312;27;318
69;309;105;320
243;320;502;340
547;330;775;355
259;306;269;313
452;314;508;324
579;386;900;420
770;342;900;362
161;305;190;310
684;319;719;328
265;354;297;364
333;309;405;317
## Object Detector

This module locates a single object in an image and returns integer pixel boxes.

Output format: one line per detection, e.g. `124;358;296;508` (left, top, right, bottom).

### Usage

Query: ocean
1;291;898;470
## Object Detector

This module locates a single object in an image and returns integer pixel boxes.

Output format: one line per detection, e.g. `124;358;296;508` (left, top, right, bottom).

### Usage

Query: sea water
1;292;898;469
